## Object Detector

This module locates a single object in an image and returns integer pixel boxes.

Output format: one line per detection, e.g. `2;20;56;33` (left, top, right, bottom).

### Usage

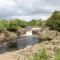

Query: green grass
32;49;49;60
55;48;60;60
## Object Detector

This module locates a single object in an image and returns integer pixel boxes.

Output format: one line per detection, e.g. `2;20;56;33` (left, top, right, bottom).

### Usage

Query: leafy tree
46;11;60;31
28;19;43;26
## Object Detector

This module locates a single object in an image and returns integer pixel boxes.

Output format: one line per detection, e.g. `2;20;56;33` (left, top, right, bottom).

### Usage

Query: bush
0;19;27;32
15;19;27;28
7;20;17;31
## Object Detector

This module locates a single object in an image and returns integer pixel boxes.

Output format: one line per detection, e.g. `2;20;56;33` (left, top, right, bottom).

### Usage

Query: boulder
38;28;59;41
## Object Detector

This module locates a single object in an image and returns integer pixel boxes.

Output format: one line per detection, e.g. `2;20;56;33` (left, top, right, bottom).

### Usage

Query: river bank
0;28;60;60
0;28;26;43
0;30;19;43
0;39;60;60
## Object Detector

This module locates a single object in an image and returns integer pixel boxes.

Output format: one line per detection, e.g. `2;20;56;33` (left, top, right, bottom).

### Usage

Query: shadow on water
0;35;39;54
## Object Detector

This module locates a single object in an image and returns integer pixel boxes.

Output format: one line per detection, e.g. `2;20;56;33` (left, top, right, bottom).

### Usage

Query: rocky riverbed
0;40;60;60
0;28;60;60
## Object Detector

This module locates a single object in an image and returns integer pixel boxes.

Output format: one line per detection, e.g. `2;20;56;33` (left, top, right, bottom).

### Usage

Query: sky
0;0;60;21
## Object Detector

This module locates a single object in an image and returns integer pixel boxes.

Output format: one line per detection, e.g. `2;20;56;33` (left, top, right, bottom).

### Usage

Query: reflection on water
0;34;39;54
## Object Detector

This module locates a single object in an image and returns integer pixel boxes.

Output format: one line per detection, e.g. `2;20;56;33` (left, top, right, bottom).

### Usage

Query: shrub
0;19;27;32
7;20;17;31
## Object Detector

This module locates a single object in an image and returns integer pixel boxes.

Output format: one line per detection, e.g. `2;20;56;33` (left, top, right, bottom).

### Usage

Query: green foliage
7;20;17;31
28;19;43;26
55;48;60;60
46;11;60;31
15;19;27;28
0;18;46;31
0;19;27;31
0;20;9;30
32;49;49;60
28;19;37;26
0;18;44;31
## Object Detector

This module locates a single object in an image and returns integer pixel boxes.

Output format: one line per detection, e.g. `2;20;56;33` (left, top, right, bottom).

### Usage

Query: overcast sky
0;0;60;21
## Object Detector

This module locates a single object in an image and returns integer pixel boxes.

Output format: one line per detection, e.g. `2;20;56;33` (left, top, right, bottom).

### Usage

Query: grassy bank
32;48;60;60
32;49;49;60
55;48;60;60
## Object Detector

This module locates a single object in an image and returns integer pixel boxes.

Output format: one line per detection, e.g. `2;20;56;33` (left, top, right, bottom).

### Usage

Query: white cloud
0;0;60;20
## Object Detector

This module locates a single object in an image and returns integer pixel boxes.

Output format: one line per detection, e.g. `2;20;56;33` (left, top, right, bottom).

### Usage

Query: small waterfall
17;30;39;49
0;30;39;53
26;30;32;36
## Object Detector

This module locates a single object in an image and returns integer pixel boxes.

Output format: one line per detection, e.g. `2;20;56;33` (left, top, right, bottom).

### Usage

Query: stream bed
0;35;39;54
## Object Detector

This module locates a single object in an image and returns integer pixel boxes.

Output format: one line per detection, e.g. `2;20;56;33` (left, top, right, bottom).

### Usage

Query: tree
28;19;43;26
28;19;37;26
46;11;60;31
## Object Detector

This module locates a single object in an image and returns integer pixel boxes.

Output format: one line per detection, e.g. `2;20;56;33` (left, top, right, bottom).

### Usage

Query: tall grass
32;49;49;60
55;48;60;60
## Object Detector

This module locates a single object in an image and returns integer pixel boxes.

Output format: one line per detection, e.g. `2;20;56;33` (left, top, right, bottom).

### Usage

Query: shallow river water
0;31;39;54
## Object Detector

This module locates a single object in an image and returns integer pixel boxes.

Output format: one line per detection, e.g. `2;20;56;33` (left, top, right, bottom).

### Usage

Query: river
0;30;39;54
